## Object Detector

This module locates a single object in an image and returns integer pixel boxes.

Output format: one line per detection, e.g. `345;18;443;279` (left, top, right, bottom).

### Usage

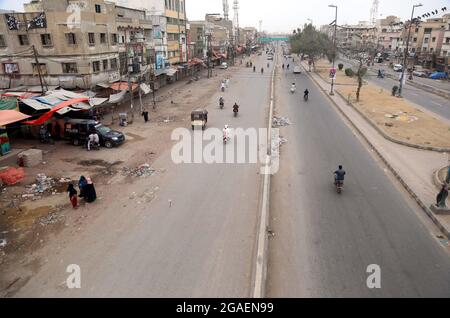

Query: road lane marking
431;101;443;107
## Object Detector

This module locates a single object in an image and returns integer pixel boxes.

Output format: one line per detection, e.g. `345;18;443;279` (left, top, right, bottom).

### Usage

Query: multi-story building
336;21;377;50
164;0;187;64
0;0;121;90
375;16;402;53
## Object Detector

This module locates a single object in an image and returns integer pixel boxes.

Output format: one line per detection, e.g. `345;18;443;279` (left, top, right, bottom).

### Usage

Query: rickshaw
191;109;208;130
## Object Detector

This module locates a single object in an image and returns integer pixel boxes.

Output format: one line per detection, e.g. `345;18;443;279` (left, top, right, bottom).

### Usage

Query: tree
348;39;375;101
289;24;336;71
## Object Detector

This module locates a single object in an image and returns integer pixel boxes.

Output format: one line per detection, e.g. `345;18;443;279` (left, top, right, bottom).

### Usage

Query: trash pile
38;211;65;226
122;164;156;178
26;174;56;194
272;116;291;127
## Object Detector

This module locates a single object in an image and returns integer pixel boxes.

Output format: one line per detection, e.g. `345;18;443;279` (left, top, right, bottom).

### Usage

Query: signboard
258;37;289;43
329;68;337;80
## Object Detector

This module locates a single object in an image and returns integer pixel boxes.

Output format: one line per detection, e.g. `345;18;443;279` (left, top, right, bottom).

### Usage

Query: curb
334;90;450;153
252;53;277;299
301;62;450;241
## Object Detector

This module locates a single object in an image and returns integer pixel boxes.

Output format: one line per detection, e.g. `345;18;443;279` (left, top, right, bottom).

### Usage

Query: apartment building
375;16;402;53
0;0;120;90
164;0;187;64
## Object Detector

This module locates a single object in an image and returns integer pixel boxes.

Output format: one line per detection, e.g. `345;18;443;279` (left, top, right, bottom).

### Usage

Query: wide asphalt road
268;53;450;297
338;58;450;121
15;54;273;297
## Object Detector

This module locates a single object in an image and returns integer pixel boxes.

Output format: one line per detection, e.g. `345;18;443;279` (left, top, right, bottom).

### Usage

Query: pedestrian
78;176;87;199
142;108;149;123
67;183;78;209
84;177;97;203
436;184;448;208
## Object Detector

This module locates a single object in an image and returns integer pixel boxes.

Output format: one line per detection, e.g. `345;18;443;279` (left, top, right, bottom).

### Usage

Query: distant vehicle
393;64;403;72
220;62;228;69
375;57;383;63
413;70;428;78
293;66;301;74
64;119;125;148
429;72;448;80
267;55;274;60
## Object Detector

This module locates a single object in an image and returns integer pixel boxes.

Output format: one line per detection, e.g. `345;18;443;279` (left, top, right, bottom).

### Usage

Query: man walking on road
142;108;149;123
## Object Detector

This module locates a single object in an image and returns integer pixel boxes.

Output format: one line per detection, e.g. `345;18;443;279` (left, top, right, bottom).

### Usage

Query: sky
0;0;448;32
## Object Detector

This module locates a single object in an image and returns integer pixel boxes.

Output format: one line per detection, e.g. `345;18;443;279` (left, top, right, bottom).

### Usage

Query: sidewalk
299;60;450;239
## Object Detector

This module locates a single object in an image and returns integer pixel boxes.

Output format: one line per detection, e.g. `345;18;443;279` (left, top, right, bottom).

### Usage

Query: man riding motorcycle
219;96;224;109
334;165;346;190
223;125;231;143
304;89;309;101
290;83;296;94
233;103;239;117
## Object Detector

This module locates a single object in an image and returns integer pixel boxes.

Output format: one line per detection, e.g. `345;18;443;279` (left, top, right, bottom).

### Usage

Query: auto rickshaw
191;109;208;130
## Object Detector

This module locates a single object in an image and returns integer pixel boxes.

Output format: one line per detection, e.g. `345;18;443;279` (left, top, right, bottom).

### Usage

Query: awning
110;82;138;91
0;97;18;111
23;98;89;125
109;90;127;104
96;82;110;89
0;110;30;126
88;98;108;107
154;68;167;76
21;99;52;111
56;107;82;115
166;68;178;76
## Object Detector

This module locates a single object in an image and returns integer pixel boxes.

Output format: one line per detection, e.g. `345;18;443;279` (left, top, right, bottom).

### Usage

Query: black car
64;119;125;148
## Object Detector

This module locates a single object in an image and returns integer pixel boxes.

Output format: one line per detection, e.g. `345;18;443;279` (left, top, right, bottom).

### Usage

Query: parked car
64;119;125;148
429;72;448;80
412;70;428;78
220;62;228;69
393;64;403;72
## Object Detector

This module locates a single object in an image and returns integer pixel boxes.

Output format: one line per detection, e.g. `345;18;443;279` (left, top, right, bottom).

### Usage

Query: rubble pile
27;174;56;194
122;164;156;178
272;116;291;127
38;211;65;226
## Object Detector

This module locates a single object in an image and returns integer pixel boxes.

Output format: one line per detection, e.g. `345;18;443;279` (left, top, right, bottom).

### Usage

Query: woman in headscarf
67;183;78;209
84;177;97;203
78;176;87;198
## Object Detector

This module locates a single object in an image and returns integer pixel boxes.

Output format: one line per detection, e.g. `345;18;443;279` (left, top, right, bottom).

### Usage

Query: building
375;16;402;53
336;21;377;50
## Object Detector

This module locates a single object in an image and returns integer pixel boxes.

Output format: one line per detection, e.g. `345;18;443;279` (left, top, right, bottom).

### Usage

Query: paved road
338;58;450;121
267;53;450;297
15;55;273;297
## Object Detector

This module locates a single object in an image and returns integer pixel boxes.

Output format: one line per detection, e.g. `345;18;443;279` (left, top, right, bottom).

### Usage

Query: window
422;47;427;52
41;34;52;46
102;59;108;70
92;61;100;72
119;52;127;75
424;37;429;44
110;58;117;70
95;4;101;13
100;33;107;44
121;35;125;43
430;48;434;53
66;33;76;45
432;37;436;43
88;33;95;45
415;28;419;33
18;34;29;46
111;33;118;44
0;35;6;47
443;50;447;56
32;63;47;75
62;62;78;73
413;37;417;42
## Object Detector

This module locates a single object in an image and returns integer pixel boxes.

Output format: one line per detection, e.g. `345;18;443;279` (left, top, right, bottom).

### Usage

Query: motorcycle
290;86;296;94
40;131;54;145
219;101;224;109
304;94;309;102
233;107;239;117
334;177;344;194
221;86;225;92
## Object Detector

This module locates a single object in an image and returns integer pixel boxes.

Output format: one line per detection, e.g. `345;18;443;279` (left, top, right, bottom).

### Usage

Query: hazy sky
1;0;448;32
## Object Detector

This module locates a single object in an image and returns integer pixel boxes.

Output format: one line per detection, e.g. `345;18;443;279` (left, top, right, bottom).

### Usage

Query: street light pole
398;3;422;97
329;4;338;95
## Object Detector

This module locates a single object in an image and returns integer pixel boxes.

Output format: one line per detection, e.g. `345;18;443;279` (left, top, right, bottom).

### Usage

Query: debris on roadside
272;116;291;127
122;164;156;178
38;211;65;226
26;174;55;194
272;136;287;153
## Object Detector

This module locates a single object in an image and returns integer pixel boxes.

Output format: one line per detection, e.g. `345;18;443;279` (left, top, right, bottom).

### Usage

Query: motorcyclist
261;67;264;74
233;102;239;114
219;96;224;108
223;125;231;142
253;66;256;72
304;89;309;100
221;82;225;92
287;64;290;70
291;83;296;93
334;165;346;184
282;64;285;70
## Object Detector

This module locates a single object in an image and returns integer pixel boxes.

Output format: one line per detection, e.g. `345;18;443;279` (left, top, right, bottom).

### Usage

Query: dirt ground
0;64;240;295
310;59;450;149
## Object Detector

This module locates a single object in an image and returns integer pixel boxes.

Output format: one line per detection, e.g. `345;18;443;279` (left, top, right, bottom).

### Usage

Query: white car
293;66;301;74
393;64;403;72
220;62;228;69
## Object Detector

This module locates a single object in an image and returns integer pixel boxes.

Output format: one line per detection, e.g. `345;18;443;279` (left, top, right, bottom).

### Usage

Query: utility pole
207;33;212;78
32;45;46;93
398;3;422;97
329;4;338;96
